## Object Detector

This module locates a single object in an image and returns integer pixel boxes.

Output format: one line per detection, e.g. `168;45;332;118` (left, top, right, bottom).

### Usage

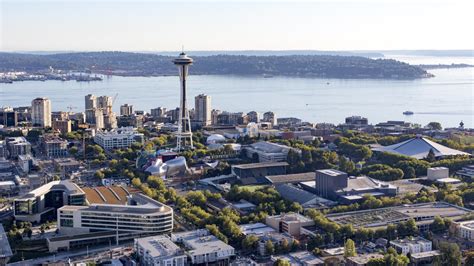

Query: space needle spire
173;51;194;151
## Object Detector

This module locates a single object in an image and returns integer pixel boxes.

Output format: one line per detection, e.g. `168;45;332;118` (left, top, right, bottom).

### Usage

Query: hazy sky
1;0;473;51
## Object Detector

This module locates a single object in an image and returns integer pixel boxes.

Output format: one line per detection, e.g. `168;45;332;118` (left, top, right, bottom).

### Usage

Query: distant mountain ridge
0;51;430;79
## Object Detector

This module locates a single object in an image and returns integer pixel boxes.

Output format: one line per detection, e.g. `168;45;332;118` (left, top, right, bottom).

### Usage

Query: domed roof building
207;134;226;144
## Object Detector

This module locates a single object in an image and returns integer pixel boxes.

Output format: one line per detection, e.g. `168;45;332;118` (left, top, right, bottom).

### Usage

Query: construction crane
112;93;119;105
67;105;77;112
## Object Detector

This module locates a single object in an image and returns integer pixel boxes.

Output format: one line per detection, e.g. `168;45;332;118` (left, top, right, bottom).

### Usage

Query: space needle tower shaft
173;52;194;151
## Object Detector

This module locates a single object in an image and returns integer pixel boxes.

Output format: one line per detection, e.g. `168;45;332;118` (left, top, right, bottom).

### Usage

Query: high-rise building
85;109;104;129
120;104;133;116
85;94;97;110
97;96;113;115
211;109;222;125
104;113;118;129
0;107;18;127
194;94;211;126
151;107;167;118
31;97;52;127
247;111;260;123
263;111;276;127
173;52;194;151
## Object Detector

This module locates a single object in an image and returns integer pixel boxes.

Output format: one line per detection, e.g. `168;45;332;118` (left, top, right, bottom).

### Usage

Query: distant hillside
0;51;430;79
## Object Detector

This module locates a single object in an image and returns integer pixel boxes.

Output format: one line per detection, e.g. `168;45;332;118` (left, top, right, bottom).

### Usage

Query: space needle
173;52;194;151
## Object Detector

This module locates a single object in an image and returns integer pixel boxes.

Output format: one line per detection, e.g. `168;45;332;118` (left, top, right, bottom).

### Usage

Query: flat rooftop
391;236;431;246
135;235;182;258
327;202;471;228
60;193;172;214
232;162;288;170
172;230;234;256
265;172;315;184
267;212;313;223
240;223;275;236
317;169;346;176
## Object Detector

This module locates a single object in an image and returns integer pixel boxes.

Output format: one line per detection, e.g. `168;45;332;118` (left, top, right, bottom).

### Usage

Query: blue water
1;66;473;128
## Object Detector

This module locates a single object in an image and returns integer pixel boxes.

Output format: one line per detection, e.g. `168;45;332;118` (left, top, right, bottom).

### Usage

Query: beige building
195;94;211;126
31;97;52;127
266;212;314;237
52;119;72;134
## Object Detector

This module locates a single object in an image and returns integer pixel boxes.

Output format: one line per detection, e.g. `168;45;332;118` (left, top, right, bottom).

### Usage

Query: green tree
426;148;436;162
280;238;290;253
241;235;259;251
344;239;357;257
439;242;461;266
94;170;105;179
431;215;446;233
273;259;291;266
339;155;355;174
265;240;275;255
427;122;442;130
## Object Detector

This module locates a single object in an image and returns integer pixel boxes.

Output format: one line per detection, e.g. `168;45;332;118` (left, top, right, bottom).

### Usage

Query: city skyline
1;0;473;52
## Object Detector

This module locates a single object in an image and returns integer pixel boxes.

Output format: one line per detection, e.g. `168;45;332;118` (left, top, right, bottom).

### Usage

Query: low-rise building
346;253;384;266
326;202;471;231
427;167;449;181
313;169;397;202
14;180;86;223
453;220;474;241
231;162;288;185
52;119;72;134
18;154;33;173
94;127;144;149
245;141;297;162
456;165;474;179
171;229;235;265
6;137;31;158
240;223;275;236
50;192;173;252
40;134;68;157
390;237;432;255
271;251;324;265
266;212;314;237
134;235;187;266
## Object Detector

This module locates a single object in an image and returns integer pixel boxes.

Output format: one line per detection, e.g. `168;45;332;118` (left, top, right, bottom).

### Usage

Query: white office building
454;220;474;241
31;97;51;127
94;127;144;149
135;235;187;266
390;237;432;255
50;193;173;252
171;229;235;265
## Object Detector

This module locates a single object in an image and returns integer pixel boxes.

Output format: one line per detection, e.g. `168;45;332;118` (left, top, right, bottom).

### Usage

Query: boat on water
403;111;414;115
